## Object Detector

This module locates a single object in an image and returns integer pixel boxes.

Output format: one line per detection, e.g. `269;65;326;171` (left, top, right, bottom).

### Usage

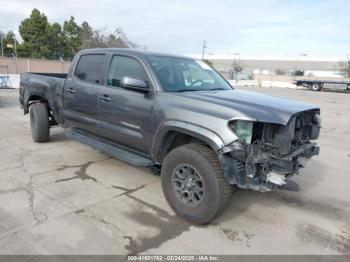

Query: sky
0;0;349;58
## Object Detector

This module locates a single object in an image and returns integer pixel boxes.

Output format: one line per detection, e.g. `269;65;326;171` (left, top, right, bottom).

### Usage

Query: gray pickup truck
19;48;321;224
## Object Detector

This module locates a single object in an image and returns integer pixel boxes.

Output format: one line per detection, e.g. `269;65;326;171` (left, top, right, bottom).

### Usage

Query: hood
172;89;319;125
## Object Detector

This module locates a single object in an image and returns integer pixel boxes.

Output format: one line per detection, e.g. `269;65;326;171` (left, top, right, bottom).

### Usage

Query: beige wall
0;57;71;74
254;74;350;82
211;58;341;72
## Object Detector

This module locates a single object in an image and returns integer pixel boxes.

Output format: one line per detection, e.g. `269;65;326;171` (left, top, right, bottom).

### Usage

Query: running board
66;129;153;167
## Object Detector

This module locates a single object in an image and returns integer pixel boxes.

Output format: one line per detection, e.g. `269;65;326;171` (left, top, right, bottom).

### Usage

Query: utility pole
201;40;207;60
293;53;307;81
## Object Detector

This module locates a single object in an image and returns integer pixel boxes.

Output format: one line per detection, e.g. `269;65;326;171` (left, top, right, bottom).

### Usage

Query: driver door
97;55;154;154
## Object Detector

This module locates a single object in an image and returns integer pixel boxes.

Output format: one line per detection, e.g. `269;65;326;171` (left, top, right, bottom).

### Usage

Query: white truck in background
294;78;350;91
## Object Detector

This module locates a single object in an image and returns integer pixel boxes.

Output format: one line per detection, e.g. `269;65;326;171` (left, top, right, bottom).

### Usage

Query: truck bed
19;72;67;124
27;72;68;78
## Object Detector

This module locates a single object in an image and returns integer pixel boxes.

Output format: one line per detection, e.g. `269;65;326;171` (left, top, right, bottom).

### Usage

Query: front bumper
219;140;320;192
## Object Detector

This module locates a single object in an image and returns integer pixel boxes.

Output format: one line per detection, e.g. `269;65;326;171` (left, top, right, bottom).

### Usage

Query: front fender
151;120;226;162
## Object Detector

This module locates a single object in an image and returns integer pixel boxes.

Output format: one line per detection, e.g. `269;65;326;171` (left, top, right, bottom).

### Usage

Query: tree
80;21;94;49
0;31;19;57
80;25;138;49
339;59;350;78
16;9;139;60
231;58;244;79
275;68;286;75
42;23;66;59
107;27;138;48
19;8;49;58
63;17;83;59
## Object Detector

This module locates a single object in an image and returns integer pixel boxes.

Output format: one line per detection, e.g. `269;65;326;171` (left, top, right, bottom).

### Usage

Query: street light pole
59;56;64;73
0;36;3;57
11;36;18;74
12;53;18;74
14;38;17;58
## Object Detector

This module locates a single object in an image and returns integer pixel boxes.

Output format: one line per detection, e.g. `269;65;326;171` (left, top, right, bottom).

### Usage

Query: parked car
19;48;321;224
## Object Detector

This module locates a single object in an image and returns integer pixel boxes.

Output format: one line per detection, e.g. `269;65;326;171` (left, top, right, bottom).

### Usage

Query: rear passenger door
63;54;107;134
97;54;154;154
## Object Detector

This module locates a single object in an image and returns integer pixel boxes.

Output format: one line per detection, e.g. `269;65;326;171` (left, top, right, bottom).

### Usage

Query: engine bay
220;109;321;192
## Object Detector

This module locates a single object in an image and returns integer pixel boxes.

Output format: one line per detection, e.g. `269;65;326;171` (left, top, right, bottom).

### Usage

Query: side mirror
120;76;149;93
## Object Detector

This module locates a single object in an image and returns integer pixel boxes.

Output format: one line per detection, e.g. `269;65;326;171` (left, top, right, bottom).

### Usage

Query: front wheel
161;144;232;224
30;103;50;142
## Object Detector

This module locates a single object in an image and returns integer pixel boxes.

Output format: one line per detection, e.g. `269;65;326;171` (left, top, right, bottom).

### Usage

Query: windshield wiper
174;89;201;92
210;88;227;91
174;88;228;92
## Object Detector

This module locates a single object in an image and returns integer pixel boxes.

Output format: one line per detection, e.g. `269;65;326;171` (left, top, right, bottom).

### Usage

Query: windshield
147;55;232;92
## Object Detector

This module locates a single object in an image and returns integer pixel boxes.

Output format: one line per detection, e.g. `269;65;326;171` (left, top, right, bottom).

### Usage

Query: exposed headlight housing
231;120;253;144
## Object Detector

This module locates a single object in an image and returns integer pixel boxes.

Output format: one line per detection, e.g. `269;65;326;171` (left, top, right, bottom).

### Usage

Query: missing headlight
232;120;253;144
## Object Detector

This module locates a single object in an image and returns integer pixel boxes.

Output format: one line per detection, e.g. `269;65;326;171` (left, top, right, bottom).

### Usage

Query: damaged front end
219;110;321;192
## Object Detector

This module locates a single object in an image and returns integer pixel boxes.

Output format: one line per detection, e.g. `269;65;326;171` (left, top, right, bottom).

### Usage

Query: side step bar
66;128;153;167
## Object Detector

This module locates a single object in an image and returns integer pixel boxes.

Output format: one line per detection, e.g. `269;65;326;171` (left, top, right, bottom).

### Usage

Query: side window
75;54;105;84
107;56;147;87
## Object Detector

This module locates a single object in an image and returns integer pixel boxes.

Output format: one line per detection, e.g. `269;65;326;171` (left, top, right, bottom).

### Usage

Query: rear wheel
161;144;232;224
30;103;50;142
311;83;321;91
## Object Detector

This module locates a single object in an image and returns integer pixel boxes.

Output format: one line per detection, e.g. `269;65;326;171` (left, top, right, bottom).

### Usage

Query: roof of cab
78;48;190;59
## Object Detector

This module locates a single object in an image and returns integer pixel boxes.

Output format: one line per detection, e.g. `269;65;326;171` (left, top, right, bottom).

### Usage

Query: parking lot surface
0;87;349;255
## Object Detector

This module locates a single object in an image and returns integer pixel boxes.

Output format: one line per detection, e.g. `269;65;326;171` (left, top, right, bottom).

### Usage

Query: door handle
99;95;112;102
67;88;76;94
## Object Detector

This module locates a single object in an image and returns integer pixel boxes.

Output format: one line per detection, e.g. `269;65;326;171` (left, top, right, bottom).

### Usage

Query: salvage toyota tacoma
19;48;321;224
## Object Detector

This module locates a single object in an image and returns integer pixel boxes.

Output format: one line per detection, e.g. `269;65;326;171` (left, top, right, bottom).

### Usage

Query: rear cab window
75;54;106;84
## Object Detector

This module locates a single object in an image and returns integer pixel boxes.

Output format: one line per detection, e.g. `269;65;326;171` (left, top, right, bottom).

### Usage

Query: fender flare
23;91;48;113
151;120;225;162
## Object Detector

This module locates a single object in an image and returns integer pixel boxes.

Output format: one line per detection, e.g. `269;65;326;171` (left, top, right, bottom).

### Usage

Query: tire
161;144;232;224
311;83;321;91
30;103;50;142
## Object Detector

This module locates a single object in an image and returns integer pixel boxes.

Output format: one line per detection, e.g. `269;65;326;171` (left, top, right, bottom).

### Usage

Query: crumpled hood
173;89;320;125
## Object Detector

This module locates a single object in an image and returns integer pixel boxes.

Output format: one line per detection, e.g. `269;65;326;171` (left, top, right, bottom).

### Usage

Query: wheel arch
24;94;49;114
151;121;225;163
